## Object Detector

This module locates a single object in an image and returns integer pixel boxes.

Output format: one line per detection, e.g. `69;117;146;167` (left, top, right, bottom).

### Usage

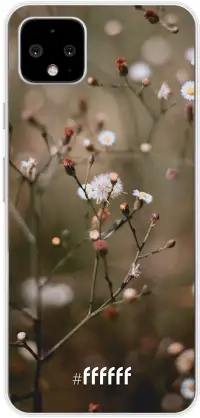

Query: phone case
8;4;195;413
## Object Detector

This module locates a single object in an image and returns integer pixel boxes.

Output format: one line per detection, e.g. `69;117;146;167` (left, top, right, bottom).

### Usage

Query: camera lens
64;45;76;57
29;44;43;58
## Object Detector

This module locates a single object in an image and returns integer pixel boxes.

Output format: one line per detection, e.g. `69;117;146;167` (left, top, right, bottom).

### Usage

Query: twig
9;301;35;321
9;202;36;244
88;255;100;315
10;341;38;361
103;256;115;301
127;217;140;250
74;174;98;218
138;245;168;259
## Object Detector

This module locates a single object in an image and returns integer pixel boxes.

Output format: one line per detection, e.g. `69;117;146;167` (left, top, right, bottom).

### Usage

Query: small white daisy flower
181;81;194;101
98;130;116;147
130;263;141;278
89;229;100;241
20;157;37;181
90;173;123;204
77;184;93;200
158;82;171;100
132;189;153;204
180;378;195;400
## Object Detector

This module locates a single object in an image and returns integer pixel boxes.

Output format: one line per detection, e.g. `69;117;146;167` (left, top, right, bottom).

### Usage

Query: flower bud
93;239;108;256
109;172;118;185
91;215;99;230
151;213;160;223
144;10;159;24
97;207;110;222
88;403;100;412
123;288;138;302
17;332;27;342
64;127;74;142
116;57;128;77
171;26;179;34
62;158;76;176
166;239;176;248
102;305;118;319
142;78;150;87
87;76;99;86
141;284;152;296
166;168;178;180
120;202;130;217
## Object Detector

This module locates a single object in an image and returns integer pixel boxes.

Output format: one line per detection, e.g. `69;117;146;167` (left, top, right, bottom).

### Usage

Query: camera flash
47;64;59;76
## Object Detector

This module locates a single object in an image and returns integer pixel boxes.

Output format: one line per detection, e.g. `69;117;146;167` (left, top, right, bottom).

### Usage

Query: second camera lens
64;45;76;57
29;44;43;58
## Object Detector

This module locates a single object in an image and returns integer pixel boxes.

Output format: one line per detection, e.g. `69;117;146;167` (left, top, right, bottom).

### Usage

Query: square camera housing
19;17;86;83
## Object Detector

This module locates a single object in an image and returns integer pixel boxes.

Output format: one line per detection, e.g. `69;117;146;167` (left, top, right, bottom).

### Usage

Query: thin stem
104;205;140;240
127;217;140;250
103;256;115;301
138;245;168;259
88;255;100;315
9;202;36;244
10;341;38;361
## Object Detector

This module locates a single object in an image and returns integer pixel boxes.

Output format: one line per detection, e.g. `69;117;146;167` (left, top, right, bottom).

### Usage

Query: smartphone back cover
8;4;195;413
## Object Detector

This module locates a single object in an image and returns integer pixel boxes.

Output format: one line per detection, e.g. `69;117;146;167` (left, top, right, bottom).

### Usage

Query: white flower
132;189;153;204
20;157;37;181
181;81;194;101
123;288;138;302
49;145;58;157
130;263;141;278
104;20;123;36
158;82;171;100
185;47;194;66
175;349;194;373
89;230;100;241
140;143;152;153
98;130;116;147
77;183;93;200
180;378;195;400
90;173;123;204
17;332;27;342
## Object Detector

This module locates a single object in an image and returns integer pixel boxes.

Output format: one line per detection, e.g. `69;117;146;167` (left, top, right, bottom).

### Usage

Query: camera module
29;44;43;58
64;45;76;57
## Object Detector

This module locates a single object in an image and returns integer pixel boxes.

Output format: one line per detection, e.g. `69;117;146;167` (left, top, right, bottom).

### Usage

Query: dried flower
168;342;184;355
184;103;194;123
94;239;108;256
175;349;194;374
87;76;99;86
62;158;76;176
166;168;178;180
20;157;37;181
83;139;95;152
144;10;159;24
90;173;123;204
158;82;171;100
140;143;152;153
130;263;141;278
142;78;150;87
97;207;110;221
17;332;27;342
51;237;61;246
89;230;100;241
151;213;160;223
77;184;93;200
98;130;116;147
88;403;100;412
166;239;176;248
123;288;138;302
64;127;74;139
116;57;128;76
102;305;118;319
109;172;118;185
181;81;194;101
120;202;130;217
180;378;195;400
132;189;153;204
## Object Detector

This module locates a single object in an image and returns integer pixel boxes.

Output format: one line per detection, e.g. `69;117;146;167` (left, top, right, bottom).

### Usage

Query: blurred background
8;4;195;413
